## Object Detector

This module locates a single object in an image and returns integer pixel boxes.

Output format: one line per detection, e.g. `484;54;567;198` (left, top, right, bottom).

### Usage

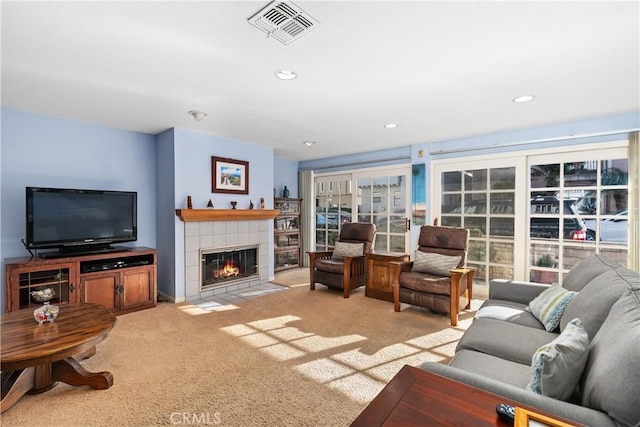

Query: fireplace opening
201;245;259;290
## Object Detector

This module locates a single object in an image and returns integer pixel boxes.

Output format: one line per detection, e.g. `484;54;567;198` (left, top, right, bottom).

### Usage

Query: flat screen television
26;186;137;258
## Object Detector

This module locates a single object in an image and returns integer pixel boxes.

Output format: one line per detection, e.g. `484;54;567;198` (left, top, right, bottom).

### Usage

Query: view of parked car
316;210;351;228
584;210;628;243
529;196;594;241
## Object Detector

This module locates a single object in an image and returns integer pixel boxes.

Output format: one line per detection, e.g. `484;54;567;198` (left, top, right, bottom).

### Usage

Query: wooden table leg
0;368;35;414
52;357;113;389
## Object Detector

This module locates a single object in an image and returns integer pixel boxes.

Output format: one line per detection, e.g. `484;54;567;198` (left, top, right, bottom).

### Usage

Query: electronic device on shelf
79;255;152;273
26;186;137;258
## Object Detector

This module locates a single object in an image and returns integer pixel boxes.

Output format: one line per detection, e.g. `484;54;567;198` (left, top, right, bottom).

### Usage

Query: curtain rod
300;155;411;171
429;128;638;156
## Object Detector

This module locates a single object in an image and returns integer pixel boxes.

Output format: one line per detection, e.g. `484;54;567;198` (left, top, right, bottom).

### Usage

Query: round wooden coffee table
1;303;117;413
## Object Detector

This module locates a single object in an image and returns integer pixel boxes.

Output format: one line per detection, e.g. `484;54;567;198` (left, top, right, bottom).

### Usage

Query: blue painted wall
274;157;299;198
165;128;276;301
0;108;157;310
155;128;176;299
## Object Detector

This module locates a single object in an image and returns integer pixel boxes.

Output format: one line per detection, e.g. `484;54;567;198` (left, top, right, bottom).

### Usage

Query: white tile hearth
188;282;287;312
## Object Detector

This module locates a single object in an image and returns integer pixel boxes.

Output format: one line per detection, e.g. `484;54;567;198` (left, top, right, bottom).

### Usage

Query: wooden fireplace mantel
175;209;280;222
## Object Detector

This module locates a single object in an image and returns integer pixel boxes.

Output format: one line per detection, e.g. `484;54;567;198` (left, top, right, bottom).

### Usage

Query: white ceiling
2;1;639;161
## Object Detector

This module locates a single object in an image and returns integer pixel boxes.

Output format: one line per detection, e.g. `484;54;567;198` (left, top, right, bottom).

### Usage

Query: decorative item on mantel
187;195;193;209
249;200;254;210
282;186;290;198
207;199;214;208
230;201;238;209
260;197;265;209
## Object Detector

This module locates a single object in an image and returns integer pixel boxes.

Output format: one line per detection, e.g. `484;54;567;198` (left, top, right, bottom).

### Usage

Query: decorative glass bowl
33;302;59;325
30;288;55;303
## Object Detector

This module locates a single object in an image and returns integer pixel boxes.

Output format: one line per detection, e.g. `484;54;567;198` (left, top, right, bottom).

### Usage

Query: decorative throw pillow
528;285;577;332
331;242;364;260
411;251;461;276
526;318;589;400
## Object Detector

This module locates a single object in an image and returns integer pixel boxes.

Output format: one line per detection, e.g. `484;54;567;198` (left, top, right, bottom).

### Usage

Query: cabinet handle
70;283;76;292
114;284;124;294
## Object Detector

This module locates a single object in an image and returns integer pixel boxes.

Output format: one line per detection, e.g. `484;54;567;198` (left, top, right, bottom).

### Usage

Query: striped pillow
412;251;461;276
528;285;577;332
331;242;364;260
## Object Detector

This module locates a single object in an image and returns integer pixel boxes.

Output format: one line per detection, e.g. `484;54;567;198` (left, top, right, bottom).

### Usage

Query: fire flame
220;260;240;278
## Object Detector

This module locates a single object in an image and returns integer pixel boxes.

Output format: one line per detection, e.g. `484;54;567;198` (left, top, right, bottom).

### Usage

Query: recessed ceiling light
513;95;535;103
275;69;297;80
303;141;316;147
384;123;399;129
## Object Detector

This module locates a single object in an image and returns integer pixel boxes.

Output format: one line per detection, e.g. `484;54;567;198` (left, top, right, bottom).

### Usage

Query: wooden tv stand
5;247;157;315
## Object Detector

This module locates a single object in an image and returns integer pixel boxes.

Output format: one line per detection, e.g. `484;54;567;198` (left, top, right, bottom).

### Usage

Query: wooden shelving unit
274;198;302;272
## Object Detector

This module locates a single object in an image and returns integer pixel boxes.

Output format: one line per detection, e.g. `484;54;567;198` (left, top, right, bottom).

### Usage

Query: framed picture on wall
212;157;249;194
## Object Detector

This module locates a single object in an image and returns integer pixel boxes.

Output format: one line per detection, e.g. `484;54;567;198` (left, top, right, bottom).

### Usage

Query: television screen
26;187;137;254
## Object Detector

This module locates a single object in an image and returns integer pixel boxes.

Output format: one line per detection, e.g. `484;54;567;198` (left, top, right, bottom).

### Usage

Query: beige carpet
1;270;480;426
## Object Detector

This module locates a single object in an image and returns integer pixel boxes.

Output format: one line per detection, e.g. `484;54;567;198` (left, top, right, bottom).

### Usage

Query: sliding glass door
354;168;412;254
313;166;412;254
436;160;523;290
433;142;629;293
528;148;628;284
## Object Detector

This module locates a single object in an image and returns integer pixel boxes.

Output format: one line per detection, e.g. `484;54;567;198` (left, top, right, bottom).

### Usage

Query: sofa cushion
455;318;559;365
528;285;577;332
560;267;638;337
580;286;640;427
412;251;461;276
562;254;621;292
475;299;545;329
449;349;532;388
526;318;589;400
331;241;363;260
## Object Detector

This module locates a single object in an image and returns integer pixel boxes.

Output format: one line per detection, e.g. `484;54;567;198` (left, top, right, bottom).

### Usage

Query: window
434;142;628;294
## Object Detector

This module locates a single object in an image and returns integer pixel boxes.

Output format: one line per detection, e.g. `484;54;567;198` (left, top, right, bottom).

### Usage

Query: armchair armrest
450;267;475;325
390;261;414;312
389;260;414;276
489;279;550;304
307;251;333;291
307;250;333;264
342;255;366;279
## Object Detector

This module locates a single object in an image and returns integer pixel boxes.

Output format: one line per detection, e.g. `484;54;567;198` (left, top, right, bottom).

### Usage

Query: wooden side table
351;365;582;427
365;252;410;302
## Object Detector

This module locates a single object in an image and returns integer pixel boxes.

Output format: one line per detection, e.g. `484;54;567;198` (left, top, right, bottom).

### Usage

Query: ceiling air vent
248;0;319;45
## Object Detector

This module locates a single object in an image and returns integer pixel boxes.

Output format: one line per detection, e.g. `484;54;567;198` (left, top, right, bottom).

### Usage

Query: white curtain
628;132;639;272
298;170;314;267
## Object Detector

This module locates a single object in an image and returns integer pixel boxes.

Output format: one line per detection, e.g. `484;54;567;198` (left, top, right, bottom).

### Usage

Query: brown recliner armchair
391;225;474;326
308;223;376;298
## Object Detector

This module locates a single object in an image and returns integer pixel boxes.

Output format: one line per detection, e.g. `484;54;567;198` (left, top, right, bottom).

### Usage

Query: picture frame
514;407;574;427
211;157;249;194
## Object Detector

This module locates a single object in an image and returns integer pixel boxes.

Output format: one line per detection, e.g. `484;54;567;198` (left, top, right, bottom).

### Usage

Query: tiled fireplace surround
183;219;271;301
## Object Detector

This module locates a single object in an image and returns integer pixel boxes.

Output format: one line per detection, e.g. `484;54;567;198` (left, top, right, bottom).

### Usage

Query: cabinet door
120;267;155;311
81;273;118;311
6;263;78;312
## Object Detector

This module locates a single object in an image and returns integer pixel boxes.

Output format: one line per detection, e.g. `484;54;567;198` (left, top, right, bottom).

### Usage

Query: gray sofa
419;254;640;427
